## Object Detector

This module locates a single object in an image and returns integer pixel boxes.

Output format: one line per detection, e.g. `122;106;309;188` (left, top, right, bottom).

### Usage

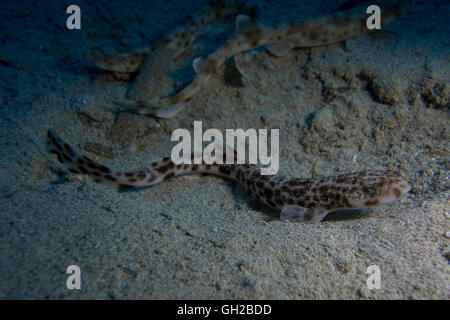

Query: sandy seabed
0;0;448;299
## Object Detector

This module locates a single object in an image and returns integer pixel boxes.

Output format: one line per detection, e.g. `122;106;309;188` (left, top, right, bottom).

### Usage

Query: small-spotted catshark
90;0;257;102
110;0;410;118
47;129;412;223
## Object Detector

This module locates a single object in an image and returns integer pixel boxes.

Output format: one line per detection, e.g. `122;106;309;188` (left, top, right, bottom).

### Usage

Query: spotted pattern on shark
90;0;258;102
47;129;412;223
109;0;410;118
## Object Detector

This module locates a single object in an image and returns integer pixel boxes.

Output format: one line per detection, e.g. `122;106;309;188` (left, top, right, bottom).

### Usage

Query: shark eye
362;185;378;196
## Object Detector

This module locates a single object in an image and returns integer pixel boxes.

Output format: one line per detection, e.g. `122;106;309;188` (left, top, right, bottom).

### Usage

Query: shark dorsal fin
266;42;295;57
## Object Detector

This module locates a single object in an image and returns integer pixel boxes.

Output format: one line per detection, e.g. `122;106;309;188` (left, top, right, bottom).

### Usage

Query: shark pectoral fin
265;42;295;57
193;57;206;74
280;205;312;222
235;14;251;32
310;209;330;224
280;205;329;223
